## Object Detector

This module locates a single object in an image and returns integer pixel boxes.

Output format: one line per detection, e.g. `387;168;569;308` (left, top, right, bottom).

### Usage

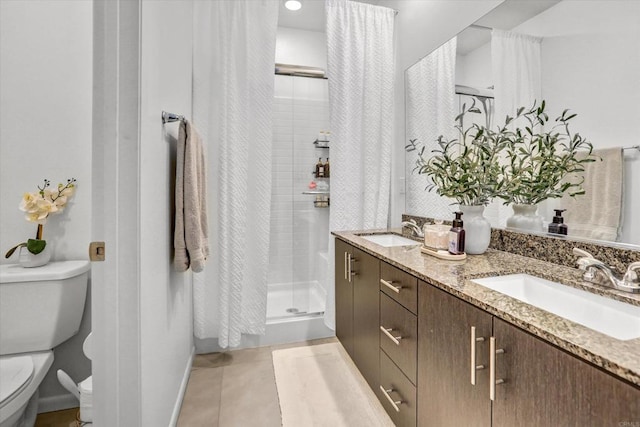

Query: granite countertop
333;229;640;387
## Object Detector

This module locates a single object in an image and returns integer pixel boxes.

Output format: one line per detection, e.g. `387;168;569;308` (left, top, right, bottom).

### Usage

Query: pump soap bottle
448;212;466;255
548;209;568;235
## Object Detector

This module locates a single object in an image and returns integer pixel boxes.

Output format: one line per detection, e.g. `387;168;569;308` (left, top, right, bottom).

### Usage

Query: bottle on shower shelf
324;158;330;178
315;157;325;178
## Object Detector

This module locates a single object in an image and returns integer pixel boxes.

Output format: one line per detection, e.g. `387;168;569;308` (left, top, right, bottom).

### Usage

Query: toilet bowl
0;261;90;427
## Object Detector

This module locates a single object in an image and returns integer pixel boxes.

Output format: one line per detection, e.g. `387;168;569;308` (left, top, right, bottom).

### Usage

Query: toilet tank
0;260;90;355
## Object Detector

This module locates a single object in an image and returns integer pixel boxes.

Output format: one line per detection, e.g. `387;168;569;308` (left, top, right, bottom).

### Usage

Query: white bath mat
272;342;394;427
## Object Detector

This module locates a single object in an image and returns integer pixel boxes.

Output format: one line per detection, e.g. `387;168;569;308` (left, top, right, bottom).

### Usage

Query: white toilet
0;261;90;427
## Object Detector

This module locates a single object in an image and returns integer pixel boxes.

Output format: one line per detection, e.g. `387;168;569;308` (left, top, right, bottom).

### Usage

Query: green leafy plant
497;100;595;205
406;100;506;206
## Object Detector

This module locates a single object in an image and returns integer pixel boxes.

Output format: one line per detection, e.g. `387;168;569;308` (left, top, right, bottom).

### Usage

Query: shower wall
270;78;330;286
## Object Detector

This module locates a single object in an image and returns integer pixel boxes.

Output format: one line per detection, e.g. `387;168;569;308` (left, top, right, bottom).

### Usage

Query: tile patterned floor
177;337;337;427
33;337;338;427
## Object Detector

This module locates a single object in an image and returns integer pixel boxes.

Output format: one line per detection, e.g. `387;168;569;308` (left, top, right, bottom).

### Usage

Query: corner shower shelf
302;191;330;208
302;190;330;195
313;139;330;148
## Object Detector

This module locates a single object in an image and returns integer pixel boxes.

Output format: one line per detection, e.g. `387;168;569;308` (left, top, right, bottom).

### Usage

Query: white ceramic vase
506;204;545;233
18;243;51;268
459;205;491;255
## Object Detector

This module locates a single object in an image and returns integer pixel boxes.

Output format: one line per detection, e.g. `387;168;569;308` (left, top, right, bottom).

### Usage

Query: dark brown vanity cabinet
418;282;640;427
335;239;380;391
335;238;354;357
418;283;492;427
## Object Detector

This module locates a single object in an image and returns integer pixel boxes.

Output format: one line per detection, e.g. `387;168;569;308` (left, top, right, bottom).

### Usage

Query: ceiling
277;0;562;52
457;0;562;55
278;0;381;32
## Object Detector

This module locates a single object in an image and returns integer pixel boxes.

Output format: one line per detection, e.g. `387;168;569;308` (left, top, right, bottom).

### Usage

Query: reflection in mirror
405;0;640;246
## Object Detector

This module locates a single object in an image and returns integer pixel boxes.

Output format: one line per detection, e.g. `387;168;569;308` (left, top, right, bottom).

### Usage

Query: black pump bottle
448;212;465;255
548;209;568;235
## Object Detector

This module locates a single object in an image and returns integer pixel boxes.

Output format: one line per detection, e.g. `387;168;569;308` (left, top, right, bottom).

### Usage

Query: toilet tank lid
0;260;90;283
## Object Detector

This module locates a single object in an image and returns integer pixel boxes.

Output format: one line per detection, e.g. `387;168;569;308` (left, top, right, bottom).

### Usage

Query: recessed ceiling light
285;0;302;11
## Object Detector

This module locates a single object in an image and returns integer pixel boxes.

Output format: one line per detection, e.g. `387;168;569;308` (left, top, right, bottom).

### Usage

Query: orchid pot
4;178;76;267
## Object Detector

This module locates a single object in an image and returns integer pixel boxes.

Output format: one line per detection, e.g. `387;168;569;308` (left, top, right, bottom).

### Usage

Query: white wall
456;42;492;91
277;26;328;70
377;0;504;225
139;1;195;425
0;0;93;410
515;0;640;244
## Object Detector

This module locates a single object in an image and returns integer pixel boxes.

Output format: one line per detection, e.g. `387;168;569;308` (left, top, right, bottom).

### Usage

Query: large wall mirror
405;0;640;247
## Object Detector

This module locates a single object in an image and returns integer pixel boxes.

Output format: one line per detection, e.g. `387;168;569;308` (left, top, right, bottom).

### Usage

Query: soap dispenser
448;212;466;255
548;209;568;235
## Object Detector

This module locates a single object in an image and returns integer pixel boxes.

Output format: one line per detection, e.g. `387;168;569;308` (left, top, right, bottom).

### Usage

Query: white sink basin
472;274;640;341
359;234;420;247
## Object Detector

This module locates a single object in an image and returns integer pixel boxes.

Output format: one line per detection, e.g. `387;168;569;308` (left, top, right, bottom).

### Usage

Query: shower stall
262;65;334;344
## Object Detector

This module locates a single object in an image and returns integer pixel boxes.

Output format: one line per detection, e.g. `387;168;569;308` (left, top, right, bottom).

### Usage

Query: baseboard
168;345;195;427
38;393;79;414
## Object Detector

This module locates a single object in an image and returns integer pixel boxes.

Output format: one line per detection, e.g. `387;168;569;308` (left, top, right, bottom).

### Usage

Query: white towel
562;147;623;241
174;120;209;272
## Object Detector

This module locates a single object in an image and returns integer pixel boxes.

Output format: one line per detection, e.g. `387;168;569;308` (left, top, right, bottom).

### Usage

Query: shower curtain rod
162;111;185;124
470;24;492;31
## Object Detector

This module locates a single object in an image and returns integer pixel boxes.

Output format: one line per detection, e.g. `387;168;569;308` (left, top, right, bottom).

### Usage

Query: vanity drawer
380;261;418;314
380;292;417;384
379;350;417;427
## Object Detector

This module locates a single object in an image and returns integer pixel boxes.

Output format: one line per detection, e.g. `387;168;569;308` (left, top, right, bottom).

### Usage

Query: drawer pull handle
489;337;505;401
380;279;402;293
470;326;485;385
380;326;402;345
379;386;402;412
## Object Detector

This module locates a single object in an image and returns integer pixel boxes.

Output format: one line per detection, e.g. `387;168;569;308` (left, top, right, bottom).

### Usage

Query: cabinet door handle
470;326;485;385
344;251;348;280
380;279;402;293
379;386;402;412
489;337;505;401
348;256;357;283
380;326;402;345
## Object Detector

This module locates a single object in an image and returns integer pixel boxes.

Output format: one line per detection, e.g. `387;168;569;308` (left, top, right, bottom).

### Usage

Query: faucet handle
624;262;640;283
573;248;595;259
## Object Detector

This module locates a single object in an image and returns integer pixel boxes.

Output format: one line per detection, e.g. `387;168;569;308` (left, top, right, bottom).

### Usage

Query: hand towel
561;147;623;241
174;120;209;272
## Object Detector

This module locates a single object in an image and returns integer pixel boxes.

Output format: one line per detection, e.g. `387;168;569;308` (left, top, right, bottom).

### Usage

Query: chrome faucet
401;219;424;238
574;248;640;293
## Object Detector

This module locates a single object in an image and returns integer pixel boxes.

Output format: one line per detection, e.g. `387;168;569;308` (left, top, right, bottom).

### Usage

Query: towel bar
623;145;640;152
162;111;185;124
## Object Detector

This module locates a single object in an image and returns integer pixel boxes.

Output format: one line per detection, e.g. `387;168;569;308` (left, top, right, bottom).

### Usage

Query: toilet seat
0;351;53;427
0;356;34;409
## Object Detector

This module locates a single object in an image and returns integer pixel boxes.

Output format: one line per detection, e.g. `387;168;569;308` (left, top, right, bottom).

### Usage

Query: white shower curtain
488;29;543;228
192;0;278;350
405;37;457;218
324;0;395;329
491;29;542;127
